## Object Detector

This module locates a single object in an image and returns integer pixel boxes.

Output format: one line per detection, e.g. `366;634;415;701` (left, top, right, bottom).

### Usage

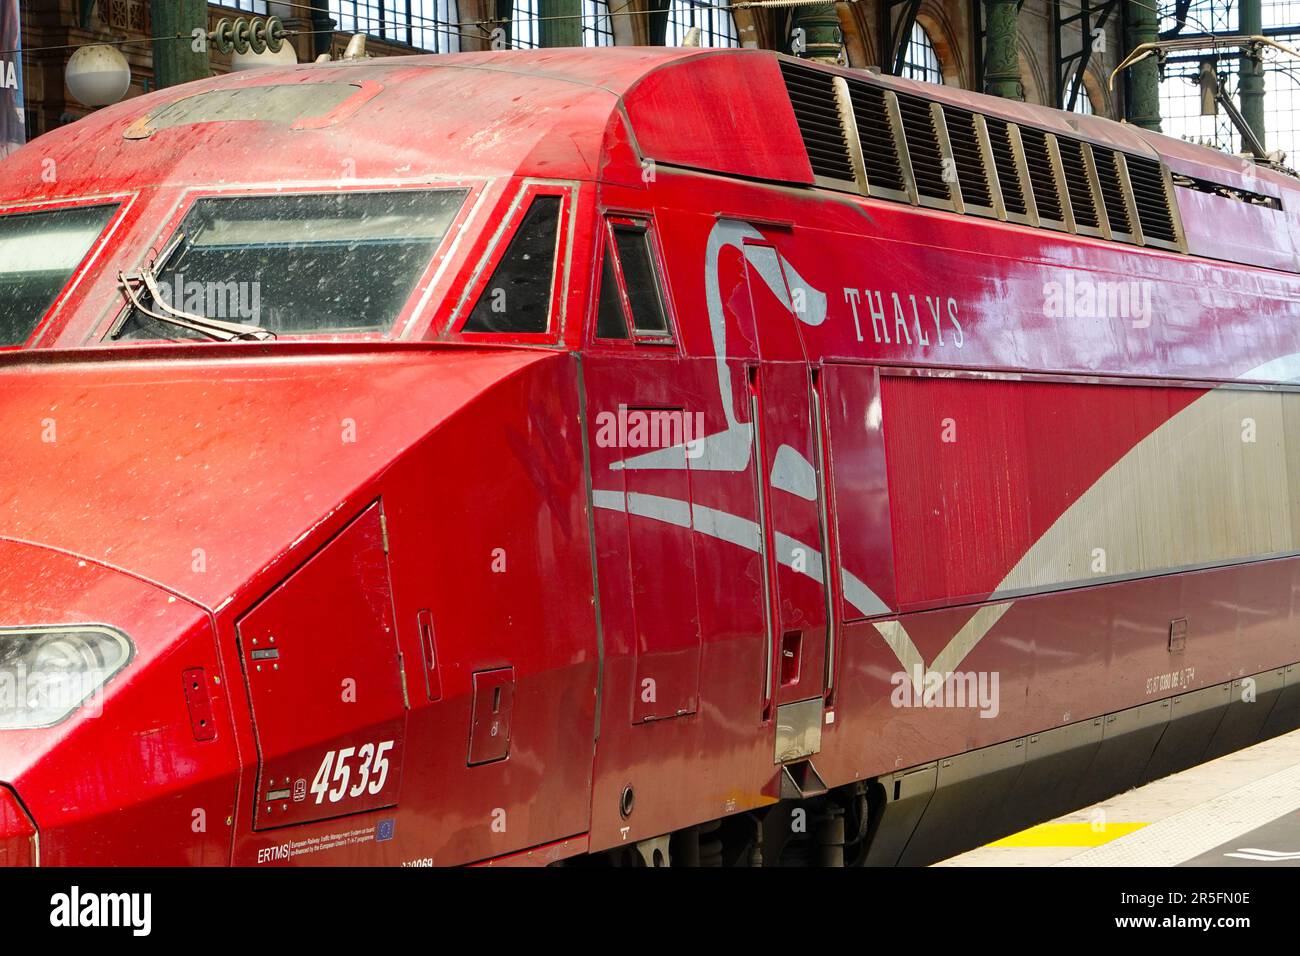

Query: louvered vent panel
1093;148;1132;235
1058;138;1100;229
1018;127;1063;222
1125;155;1179;244
778;61;855;184
943;107;993;209
896;94;950;201
846;79;906;193
985;117;1027;216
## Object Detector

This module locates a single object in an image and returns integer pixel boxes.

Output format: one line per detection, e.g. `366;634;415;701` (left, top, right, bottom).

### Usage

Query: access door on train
236;502;408;831
734;232;834;750
585;214;705;724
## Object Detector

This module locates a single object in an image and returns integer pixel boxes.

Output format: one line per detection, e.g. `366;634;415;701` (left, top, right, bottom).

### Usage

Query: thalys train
1;47;1300;866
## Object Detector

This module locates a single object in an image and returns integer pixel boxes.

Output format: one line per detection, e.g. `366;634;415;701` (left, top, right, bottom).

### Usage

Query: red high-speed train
1;46;1299;867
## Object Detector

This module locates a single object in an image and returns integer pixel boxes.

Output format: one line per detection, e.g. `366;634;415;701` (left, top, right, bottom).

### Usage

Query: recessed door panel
741;243;829;710
821;364;897;620
238;502;407;830
752;361;828;706
625;441;703;722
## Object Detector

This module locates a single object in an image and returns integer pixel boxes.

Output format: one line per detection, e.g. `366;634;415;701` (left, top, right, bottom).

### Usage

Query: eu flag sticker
376;819;396;842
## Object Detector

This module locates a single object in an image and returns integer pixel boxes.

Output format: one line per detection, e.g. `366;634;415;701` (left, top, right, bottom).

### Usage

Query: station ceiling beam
1053;0;1120;111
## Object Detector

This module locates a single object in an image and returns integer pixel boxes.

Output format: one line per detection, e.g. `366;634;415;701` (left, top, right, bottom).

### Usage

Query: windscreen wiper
117;247;276;342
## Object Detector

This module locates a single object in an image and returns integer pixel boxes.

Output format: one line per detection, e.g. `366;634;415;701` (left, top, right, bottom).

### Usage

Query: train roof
4;47;1298;270
1;47;1287;193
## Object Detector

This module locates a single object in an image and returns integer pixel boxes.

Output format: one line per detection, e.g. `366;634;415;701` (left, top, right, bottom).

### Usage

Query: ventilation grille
896;94;949;201
775;59;1188;254
1019;126;1063;222
1058;138;1100;229
1092;148;1132;235
1129;155;1180;243
944;107;993;210
984;117;1027;216
779;61;855;184
846;79;906;194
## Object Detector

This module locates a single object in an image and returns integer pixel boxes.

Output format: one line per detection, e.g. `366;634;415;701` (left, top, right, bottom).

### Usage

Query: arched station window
665;0;739;47
901;21;943;85
583;0;615;46
1066;80;1095;114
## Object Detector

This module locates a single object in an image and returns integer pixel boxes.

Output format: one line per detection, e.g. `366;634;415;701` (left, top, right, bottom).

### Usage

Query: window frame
581;0;614;47
665;0;739;48
221;0;269;12
591;234;631;343
0;194;134;351
451;182;576;345
511;0;541;48
901;21;943;86
89;180;482;346
586;212;679;351
328;0;463;53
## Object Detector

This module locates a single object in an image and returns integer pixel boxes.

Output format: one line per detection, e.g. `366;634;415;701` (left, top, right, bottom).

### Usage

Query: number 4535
310;741;394;805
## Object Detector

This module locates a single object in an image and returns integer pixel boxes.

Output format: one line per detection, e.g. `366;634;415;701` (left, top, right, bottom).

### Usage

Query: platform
938;728;1300;866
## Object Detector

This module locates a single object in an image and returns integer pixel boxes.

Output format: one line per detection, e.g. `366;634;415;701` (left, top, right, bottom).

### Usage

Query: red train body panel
0;47;1298;865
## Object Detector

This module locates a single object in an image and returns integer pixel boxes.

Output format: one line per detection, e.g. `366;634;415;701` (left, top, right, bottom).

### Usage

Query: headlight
0;626;133;729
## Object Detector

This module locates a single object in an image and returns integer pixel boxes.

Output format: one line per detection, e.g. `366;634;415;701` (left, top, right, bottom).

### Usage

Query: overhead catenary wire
263;0;1240;32
2;0;728;54
4;0;1298;68
0;0;1171;57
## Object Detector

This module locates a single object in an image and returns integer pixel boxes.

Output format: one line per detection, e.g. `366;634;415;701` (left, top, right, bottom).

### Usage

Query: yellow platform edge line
987;821;1150;848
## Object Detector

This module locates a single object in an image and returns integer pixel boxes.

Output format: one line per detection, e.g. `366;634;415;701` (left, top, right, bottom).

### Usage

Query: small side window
0;203;117;346
594;241;629;340
611;224;670;338
464;195;562;334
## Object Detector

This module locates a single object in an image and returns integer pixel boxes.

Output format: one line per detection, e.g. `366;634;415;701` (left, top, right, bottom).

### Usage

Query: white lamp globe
66;44;132;108
230;44;298;72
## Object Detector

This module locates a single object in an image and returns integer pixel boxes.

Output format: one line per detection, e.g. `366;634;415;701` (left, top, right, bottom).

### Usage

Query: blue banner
0;0;24;159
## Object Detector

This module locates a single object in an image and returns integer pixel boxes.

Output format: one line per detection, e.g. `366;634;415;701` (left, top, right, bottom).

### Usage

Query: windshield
112;189;469;341
0;204;117;346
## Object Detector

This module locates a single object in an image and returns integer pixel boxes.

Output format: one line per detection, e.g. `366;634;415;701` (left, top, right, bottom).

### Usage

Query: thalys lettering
842;288;965;349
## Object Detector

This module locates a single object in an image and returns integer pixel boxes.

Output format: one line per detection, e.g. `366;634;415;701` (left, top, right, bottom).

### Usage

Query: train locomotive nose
0;538;235;866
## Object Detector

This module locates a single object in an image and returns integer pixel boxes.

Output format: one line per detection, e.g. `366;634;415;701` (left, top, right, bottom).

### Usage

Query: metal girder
1053;0;1121;110
1218;80;1270;157
879;0;923;75
1161;0;1194;39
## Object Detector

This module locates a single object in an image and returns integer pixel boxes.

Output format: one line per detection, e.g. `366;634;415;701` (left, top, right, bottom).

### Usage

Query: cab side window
464;195;561;334
593;218;673;344
612;224;670;337
595;244;629;339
